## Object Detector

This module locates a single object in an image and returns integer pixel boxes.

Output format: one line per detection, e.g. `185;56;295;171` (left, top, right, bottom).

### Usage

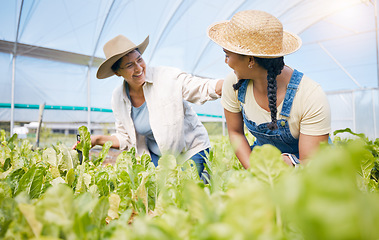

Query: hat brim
96;36;149;79
207;21;302;58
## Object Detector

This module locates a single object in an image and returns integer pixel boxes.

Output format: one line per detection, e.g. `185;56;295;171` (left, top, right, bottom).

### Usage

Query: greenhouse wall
1;88;378;140
327;89;379;140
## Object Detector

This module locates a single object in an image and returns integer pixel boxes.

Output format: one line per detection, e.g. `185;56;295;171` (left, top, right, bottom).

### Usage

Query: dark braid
233;79;246;90
254;57;285;130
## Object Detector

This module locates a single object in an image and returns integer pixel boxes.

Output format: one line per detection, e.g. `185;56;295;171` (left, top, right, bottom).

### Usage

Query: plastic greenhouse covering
0;0;378;139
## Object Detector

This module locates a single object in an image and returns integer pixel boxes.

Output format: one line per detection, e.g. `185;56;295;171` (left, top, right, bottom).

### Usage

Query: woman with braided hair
208;10;331;168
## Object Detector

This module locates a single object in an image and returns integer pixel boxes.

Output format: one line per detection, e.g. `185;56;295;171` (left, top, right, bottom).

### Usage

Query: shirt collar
144;66;153;84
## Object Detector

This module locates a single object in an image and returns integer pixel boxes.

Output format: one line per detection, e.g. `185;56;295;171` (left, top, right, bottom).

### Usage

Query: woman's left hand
282;154;294;166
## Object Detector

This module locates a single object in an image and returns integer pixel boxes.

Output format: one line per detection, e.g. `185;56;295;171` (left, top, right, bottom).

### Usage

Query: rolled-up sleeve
221;72;241;113
112;120;132;151
110;87;134;150
300;85;331;136
174;68;220;104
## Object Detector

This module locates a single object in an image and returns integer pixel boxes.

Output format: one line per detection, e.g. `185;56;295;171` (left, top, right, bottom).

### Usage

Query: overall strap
280;69;303;117
237;79;250;104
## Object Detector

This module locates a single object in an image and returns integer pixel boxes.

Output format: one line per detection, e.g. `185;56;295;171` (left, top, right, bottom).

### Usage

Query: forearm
224;109;251;168
91;135;120;149
181;74;222;104
228;131;252;169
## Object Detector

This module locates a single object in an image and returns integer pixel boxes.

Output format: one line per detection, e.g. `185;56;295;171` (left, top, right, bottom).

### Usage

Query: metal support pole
11;0;24;135
10;55;15;135
318;42;363;89
86;68;91;132
35;103;45;148
86;0;116;134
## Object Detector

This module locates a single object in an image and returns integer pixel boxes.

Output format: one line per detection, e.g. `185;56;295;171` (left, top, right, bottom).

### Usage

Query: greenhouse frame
0;0;378;139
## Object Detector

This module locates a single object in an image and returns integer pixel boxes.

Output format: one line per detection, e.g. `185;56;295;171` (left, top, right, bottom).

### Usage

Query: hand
72;142;78;150
72;135;96;150
282;153;301;167
72;137;81;150
215;79;224;96
282;154;294;166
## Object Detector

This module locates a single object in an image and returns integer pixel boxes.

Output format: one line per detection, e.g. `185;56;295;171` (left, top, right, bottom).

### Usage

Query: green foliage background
0;127;379;240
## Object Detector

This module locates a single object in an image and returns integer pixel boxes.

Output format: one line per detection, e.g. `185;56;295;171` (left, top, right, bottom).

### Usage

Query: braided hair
233;56;285;130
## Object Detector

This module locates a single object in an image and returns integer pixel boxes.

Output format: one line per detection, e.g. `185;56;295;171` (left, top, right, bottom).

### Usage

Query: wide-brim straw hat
207;10;301;58
97;35;149;79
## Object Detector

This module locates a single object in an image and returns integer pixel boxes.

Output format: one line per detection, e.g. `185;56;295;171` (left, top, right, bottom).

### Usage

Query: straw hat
97;35;149;79
207;10;301;58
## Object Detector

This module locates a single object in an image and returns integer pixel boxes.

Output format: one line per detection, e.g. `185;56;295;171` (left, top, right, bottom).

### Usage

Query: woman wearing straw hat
90;35;223;175
207;10;331;168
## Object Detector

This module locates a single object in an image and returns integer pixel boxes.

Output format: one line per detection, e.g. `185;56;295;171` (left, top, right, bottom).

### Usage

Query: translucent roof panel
0;0;378;124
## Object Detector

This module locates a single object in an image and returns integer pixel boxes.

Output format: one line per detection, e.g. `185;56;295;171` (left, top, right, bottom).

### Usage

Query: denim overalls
238;69;304;158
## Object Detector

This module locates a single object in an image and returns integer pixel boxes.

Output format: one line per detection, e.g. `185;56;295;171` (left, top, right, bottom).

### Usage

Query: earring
248;57;254;69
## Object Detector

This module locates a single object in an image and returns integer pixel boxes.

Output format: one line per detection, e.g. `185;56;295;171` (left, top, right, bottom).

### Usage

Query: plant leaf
35;184;74;228
90;196;109;228
249;145;288;188
18;203;43;237
77;126;91;162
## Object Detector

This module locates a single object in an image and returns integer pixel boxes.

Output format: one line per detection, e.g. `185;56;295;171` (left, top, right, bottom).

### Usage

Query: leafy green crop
0;127;378;239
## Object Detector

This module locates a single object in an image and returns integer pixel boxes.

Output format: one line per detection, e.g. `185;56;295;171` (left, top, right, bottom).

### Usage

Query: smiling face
115;50;146;88
223;49;252;79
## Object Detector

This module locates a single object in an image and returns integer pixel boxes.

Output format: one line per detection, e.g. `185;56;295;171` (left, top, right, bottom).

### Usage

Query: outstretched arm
72;135;120;150
90;135;120;149
224;109;252;169
178;69;223;104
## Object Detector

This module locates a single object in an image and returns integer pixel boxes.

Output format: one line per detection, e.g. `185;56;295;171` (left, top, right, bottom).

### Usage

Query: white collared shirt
111;66;221;162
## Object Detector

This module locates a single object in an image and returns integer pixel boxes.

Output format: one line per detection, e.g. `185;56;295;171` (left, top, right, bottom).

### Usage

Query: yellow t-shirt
221;71;331;139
